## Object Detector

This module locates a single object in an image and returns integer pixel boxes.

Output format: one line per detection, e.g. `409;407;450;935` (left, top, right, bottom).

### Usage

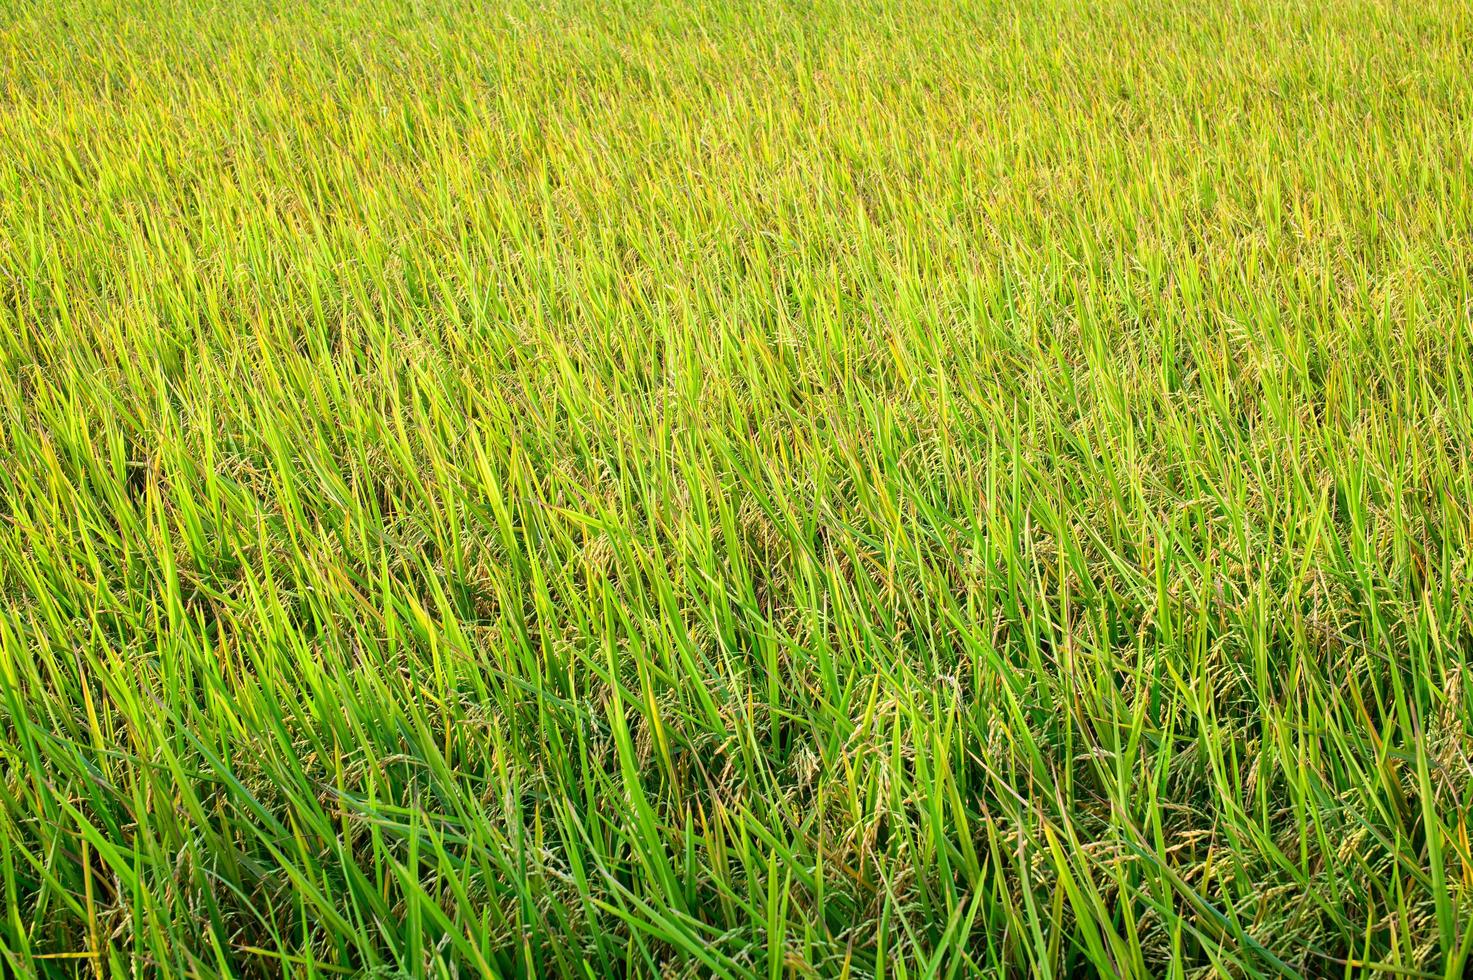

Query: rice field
2;0;1472;975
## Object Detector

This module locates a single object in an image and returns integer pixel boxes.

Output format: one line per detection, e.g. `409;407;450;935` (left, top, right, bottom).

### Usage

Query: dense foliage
2;0;1471;974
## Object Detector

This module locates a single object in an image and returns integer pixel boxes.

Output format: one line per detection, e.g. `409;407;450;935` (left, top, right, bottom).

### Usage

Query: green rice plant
1;0;1471;975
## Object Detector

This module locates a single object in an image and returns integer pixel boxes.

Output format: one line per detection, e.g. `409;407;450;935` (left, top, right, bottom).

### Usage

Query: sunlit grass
2;0;1472;975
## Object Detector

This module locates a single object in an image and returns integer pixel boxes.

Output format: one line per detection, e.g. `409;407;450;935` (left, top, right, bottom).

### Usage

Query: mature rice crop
2;0;1472;975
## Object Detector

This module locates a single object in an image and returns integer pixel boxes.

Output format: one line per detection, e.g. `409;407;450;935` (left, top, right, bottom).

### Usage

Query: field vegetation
2;0;1472;975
